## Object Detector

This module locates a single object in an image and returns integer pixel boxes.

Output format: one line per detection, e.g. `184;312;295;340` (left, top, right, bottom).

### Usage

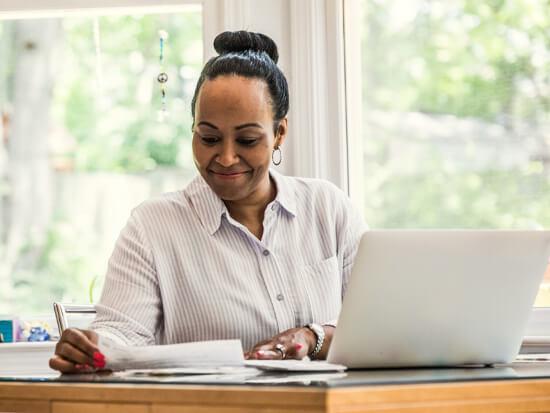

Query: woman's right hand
49;328;103;374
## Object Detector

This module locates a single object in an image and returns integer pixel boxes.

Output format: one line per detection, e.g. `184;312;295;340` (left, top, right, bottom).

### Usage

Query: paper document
124;366;255;376
99;338;244;371
245;359;347;372
246;372;348;384
114;371;348;385
98;337;347;373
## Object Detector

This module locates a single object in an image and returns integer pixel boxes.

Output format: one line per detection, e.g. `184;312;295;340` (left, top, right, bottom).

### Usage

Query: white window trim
527;307;550;336
342;0;364;206
0;1;202;19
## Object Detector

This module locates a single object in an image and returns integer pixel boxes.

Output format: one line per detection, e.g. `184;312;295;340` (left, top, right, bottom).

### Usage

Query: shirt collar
185;169;297;236
269;169;297;217
185;174;227;236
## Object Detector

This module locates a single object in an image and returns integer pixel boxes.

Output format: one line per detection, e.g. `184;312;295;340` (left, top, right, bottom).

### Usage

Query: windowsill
526;307;550;336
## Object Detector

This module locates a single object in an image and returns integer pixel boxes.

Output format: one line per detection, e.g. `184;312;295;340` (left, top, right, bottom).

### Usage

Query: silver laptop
328;230;550;368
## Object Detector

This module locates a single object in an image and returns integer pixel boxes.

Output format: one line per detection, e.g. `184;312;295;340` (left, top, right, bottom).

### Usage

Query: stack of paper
99;338;347;374
0;342;56;376
245;359;347;372
99;338;245;371
0;336;345;378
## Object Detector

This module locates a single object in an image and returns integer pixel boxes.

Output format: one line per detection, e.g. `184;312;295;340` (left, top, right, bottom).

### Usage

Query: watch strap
306;323;325;359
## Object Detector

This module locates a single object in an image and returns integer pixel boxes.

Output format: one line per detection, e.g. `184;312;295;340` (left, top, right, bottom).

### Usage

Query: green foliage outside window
57;12;202;172
361;0;550;230
0;11;202;314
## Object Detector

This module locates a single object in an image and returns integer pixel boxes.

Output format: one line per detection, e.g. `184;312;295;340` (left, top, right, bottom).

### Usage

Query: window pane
360;0;550;306
0;8;202;314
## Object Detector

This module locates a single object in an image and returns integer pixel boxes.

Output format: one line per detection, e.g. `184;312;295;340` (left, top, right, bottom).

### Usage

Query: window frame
0;0;215;62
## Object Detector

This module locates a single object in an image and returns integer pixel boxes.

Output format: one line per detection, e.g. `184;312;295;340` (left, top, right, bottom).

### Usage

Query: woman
50;31;366;373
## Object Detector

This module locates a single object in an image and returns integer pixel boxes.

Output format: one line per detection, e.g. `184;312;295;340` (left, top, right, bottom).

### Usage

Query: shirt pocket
299;256;342;324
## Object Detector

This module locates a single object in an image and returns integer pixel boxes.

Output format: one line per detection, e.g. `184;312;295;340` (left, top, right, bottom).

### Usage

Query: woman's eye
237;138;258;146
200;136;220;145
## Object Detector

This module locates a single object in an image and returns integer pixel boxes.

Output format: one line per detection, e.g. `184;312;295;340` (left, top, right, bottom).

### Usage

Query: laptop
327;230;550;368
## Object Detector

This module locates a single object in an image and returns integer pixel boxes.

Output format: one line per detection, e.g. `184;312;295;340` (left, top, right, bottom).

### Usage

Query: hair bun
214;31;279;63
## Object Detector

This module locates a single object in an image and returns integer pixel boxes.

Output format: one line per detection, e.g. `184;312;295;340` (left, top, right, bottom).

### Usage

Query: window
0;6;202;314
357;0;550;306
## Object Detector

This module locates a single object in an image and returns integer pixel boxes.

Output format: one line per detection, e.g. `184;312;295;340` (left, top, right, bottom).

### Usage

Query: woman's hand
245;327;317;360
49;328;104;374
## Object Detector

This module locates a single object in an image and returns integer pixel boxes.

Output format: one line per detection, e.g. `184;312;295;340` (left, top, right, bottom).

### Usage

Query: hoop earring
272;147;282;166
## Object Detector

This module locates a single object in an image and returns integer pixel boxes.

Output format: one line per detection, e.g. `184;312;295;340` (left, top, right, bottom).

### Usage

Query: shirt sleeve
89;211;161;346
341;200;368;297
322;189;368;327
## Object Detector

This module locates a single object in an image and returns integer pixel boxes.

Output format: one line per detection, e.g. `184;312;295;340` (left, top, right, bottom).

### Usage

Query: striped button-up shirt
90;170;367;351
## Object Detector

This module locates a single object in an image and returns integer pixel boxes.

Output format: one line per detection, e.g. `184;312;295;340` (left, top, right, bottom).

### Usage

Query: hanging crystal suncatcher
157;30;169;121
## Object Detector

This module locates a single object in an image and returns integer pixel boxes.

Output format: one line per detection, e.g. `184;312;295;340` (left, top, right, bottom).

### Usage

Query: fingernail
75;364;84;369
93;351;105;361
295;343;303;351
93;360;106;369
256;350;265;357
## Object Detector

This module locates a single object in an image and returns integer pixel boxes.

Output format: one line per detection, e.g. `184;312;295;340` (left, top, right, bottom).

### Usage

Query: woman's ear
275;117;288;148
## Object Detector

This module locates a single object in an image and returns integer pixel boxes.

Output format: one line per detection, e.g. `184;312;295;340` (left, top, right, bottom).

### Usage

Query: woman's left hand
244;327;317;360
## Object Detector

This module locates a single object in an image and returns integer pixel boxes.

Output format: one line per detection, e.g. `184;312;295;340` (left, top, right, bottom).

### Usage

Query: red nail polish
295;343;303;351
93;359;106;369
93;351;105;361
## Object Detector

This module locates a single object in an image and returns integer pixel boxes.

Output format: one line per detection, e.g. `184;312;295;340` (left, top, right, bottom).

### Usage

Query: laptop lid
328;230;550;368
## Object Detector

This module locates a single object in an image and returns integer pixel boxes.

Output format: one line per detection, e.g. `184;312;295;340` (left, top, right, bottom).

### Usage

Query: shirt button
271;204;277;211
262;249;270;256
276;293;284;301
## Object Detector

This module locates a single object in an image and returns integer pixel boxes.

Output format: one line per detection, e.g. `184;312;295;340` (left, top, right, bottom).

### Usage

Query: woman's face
192;75;287;202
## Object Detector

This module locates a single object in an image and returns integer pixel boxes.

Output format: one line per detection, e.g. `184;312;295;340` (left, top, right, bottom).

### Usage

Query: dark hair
191;31;289;130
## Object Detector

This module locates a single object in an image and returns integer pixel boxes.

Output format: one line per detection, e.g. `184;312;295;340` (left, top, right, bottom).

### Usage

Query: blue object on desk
0;319;18;343
28;326;50;342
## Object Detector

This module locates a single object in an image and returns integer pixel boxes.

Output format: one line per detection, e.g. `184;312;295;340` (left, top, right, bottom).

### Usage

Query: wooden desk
2;367;550;413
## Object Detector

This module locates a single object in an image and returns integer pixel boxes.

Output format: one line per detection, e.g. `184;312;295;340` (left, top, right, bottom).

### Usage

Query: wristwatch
306;323;325;359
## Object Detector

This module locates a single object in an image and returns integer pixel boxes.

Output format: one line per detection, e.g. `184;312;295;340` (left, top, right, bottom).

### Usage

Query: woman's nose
216;142;239;167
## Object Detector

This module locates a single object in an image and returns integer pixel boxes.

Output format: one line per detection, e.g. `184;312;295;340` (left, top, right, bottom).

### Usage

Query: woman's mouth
209;170;250;180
